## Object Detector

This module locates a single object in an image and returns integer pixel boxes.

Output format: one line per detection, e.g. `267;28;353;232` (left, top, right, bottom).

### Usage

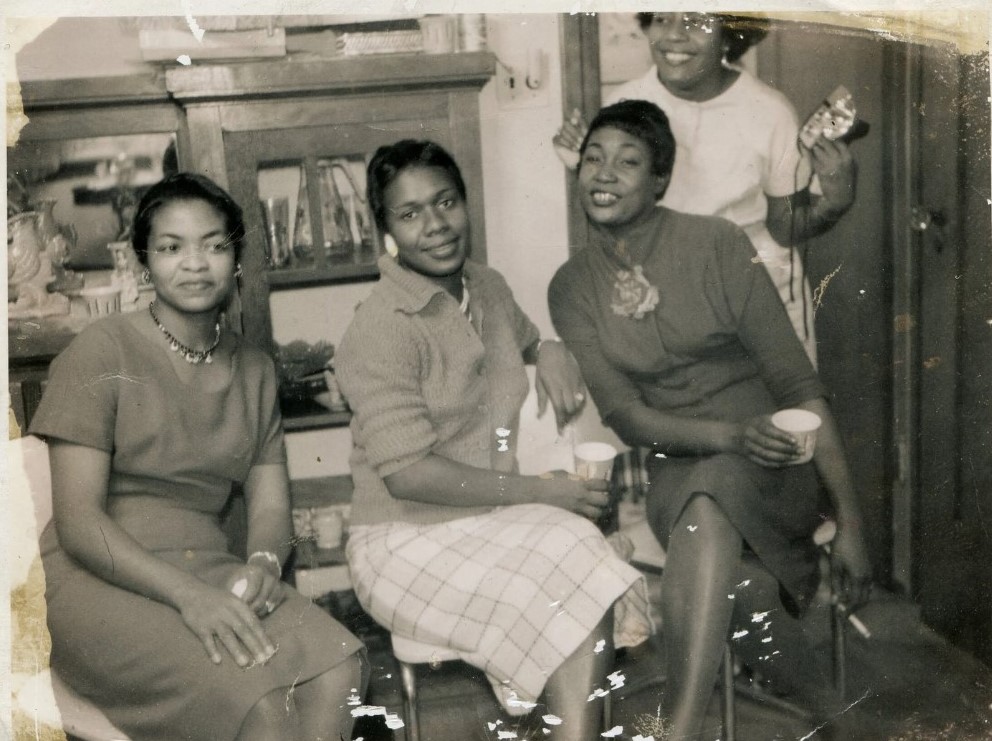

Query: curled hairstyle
636;13;769;63
581;99;677;181
132;172;246;266
366;140;467;233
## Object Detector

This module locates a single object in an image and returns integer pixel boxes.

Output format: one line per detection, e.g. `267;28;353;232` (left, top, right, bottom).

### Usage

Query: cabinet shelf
266;261;380;290
289;474;353;510
280;398;352;431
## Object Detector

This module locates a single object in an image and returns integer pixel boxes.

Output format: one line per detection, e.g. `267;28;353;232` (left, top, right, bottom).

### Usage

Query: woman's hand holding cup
739;410;821;467
537;470;610;520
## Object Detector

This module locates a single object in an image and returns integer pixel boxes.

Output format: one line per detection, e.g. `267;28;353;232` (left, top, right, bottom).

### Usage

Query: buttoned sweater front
336;256;540;527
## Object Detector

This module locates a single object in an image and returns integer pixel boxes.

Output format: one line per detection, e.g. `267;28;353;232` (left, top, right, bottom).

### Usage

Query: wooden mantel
164;51;496;101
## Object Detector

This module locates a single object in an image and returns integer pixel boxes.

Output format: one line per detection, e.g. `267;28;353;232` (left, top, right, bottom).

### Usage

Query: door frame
559;13;601;254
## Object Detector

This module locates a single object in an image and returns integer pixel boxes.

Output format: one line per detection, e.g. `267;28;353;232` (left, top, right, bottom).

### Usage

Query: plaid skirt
347;503;652;710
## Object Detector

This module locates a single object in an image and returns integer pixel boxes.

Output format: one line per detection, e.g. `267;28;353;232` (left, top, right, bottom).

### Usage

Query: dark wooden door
764;26;992;663
759;23;896;586
907;45;992;664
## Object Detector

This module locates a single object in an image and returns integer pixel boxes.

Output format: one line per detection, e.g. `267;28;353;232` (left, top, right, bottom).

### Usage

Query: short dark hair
580;99;676;181
366;140;467;233
132;172;245;266
635;13;769;63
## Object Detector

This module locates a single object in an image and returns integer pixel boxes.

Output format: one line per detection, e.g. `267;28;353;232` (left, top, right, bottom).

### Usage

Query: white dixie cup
573;442;618;481
770;409;823;465
313;507;344;550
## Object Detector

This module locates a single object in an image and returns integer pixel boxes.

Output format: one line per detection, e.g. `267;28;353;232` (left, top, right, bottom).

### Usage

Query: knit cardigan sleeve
336;298;440;479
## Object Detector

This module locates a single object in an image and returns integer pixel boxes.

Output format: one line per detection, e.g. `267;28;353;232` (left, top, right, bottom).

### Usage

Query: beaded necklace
148;302;221;364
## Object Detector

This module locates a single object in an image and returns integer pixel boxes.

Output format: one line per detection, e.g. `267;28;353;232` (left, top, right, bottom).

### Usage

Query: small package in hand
799;85;869;148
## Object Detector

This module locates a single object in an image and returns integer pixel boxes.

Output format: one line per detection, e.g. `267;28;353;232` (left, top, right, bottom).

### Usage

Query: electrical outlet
495;60;520;107
495;52;549;110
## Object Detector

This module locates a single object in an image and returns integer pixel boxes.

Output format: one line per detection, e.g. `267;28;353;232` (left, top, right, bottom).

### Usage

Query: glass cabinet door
255;154;380;286
226;125;431;430
223;117;470;431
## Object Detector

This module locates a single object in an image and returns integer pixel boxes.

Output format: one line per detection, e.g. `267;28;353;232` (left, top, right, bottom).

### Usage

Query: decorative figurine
7;211;70;319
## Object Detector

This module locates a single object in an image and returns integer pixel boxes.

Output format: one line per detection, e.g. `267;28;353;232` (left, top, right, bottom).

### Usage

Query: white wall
479;13;570;337
12;17;149;80
479;13;623;452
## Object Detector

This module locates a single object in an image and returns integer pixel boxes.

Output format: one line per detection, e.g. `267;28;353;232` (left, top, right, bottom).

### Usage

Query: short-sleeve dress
336;257;652;714
29;314;364;741
549;207;830;613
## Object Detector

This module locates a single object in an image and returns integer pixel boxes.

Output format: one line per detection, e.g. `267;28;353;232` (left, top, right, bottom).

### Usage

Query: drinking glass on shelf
260;197;291;268
292;168;315;265
317;162;354;260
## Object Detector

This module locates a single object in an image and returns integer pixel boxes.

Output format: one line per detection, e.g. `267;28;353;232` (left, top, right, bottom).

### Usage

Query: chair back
8;434;52;587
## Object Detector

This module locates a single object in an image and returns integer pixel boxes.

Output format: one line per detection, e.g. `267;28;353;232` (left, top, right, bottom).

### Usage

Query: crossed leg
654;493;743;740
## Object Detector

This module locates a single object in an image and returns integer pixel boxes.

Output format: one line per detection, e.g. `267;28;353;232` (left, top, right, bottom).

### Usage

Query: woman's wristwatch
247;550;282;576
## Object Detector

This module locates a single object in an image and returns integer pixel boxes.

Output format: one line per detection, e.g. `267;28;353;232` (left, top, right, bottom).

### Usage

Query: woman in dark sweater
549;100;871;740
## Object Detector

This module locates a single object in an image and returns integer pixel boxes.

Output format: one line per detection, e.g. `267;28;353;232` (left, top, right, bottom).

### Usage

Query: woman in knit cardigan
335;140;652;740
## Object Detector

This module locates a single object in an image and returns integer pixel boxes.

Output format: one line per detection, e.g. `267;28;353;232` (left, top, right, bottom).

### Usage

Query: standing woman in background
30;173;367;741
555;12;859;362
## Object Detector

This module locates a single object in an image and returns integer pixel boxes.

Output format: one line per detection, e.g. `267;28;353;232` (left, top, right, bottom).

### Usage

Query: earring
384;234;399;258
234;263;243;278
141;268;151;284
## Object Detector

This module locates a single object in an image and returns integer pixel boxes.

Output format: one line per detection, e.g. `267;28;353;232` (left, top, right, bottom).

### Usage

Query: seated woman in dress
30;173;367;741
335;140;652;740
548;100;872;740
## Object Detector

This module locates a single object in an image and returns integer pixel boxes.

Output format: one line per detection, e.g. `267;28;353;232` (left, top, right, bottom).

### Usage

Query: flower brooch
610;265;659;319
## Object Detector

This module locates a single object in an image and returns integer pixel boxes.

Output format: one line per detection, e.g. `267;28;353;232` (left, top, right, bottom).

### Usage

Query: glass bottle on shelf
353;198;376;262
292;167;314;266
317;161;354;261
330;159;376;263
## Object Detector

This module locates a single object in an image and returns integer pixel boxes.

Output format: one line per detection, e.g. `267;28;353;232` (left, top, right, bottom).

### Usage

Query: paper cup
313;507;344;549
771;409;822;464
574;442;618;480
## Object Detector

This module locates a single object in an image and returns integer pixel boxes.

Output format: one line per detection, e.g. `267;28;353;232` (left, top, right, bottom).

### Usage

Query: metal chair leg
722;640;737;741
603;689;613;731
832;601;847;700
398;660;420;741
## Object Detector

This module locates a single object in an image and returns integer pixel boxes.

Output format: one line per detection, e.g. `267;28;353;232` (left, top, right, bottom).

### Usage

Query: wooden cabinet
8;74;184;432
8;53;495;435
165;52;496;431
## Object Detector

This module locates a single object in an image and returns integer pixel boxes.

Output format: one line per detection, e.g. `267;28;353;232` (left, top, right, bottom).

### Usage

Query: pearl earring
384;234;399;258
141;268;151;284
234;263;243;278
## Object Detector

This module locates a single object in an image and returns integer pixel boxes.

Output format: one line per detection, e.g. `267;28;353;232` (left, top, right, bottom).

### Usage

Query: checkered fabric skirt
347;503;653;710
